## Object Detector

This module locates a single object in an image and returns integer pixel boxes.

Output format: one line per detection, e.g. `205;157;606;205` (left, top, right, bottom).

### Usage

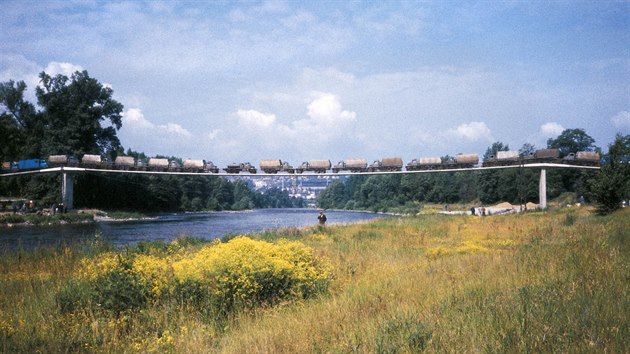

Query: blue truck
1;159;49;172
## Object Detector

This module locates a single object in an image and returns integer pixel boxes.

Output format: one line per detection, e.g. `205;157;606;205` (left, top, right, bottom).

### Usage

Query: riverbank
0;209;170;226
0;212;94;226
0;207;627;352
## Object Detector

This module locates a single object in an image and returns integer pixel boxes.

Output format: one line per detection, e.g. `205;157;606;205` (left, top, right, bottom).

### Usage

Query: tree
519;143;536;157
0;80;38;159
0;80;37;130
36;70;124;156
479;142;510;203
590;134;630;214
547;128;596;157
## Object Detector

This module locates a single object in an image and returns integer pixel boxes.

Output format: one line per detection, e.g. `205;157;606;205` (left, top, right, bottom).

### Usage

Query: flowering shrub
172;237;334;310
132;254;174;298
63;236;333;314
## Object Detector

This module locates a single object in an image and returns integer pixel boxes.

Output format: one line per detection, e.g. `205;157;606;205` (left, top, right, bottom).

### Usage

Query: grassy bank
0;210;149;226
1;207;628;352
0;212;94;225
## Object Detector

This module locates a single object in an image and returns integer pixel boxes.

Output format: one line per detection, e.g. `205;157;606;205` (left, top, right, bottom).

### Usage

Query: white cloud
540;122;564;136
0;55;41;102
611;111;630;130
231;93;358;156
448;121;492;142
122;108;191;137
122;108;153;129
43;62;84;77
306;92;356;125
162;123;192;137
236;109;277;128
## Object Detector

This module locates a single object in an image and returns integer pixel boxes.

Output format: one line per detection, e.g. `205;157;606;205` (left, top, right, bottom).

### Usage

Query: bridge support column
539;169;547;210
62;172;74;211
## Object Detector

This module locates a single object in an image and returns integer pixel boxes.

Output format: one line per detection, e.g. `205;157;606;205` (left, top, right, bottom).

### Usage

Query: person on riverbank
318;211;327;226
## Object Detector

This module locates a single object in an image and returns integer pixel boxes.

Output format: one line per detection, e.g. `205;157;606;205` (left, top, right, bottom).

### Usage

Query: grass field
1;207;628;352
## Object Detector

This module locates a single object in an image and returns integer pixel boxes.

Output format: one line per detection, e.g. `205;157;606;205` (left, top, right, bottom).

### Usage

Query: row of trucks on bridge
1;148;601;174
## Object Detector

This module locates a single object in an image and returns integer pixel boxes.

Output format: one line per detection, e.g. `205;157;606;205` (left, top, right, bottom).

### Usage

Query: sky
1;0;629;167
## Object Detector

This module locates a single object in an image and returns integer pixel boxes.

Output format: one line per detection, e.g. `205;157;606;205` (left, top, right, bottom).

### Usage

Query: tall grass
1;207;628;352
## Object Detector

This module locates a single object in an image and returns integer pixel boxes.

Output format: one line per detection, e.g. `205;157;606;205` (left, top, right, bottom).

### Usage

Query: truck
452;154;479;168
183;159;206;173
563;151;600;166
260;159;281;173
148;158;170;171
530;148;560;163
368;157;403;172
81;154;103;168
482;151;519;167
5;159;49;171
224;162;257;174
295;160;331;173
114;156;136;170
259;160;294;174
48;155;79;167
332;159;367;173
406;157;441;170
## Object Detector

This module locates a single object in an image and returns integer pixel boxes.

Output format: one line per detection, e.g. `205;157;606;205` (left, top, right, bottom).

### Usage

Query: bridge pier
539;169;547;209
62;172;74;211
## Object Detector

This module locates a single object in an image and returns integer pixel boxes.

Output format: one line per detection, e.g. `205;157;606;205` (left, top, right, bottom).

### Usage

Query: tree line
0;70;303;211
317;131;630;215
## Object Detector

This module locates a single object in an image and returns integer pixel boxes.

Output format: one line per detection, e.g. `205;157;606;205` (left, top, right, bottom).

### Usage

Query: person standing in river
318;210;327;226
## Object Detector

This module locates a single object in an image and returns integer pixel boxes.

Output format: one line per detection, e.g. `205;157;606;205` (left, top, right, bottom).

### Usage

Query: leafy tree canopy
0;80;36;129
519;143;536;157
547;128;596;157
36;70;124;157
590;134;630;214
0;80;38;159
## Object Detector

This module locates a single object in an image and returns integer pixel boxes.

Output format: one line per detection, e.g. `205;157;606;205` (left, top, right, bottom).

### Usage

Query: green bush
92;268;149;313
56;280;93;313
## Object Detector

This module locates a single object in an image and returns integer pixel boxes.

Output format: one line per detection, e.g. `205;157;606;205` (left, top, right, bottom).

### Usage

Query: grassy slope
1;207;628;352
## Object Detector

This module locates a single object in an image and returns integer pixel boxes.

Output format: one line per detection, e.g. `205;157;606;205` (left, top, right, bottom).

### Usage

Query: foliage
71;236;333;315
91;267;149;313
0;80;38;159
36;71;124;157
70;172;302;212
589;134;630;214
172;237;334;311
317;169;541;211
547;128;596;157
1;71;123;160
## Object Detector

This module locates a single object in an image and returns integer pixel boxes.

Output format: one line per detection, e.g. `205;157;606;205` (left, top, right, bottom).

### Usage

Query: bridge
0;163;600;211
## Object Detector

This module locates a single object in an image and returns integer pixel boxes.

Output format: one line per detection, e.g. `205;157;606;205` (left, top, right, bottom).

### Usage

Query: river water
0;208;392;250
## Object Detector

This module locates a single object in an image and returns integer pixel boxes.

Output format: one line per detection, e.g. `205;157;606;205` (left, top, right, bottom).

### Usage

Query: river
0;208;393;250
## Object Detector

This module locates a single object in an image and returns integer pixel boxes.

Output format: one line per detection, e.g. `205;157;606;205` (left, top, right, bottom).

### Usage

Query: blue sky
1;1;628;166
